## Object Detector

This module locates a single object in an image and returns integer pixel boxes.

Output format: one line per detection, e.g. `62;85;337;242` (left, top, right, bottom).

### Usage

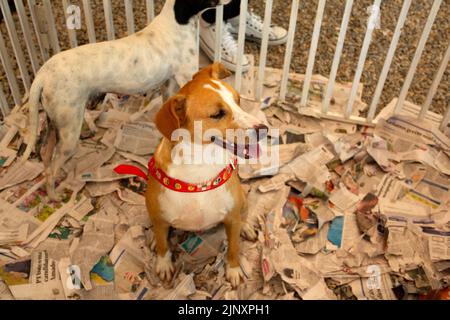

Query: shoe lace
221;23;238;55
248;10;275;36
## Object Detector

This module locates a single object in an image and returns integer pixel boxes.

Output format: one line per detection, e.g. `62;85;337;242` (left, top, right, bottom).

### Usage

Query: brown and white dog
144;63;267;287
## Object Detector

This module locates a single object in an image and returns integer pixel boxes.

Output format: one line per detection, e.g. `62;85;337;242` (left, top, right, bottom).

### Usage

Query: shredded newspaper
0;64;449;300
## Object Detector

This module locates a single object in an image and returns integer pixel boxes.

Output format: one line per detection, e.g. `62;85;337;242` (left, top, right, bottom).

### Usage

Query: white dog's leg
47;107;84;200
83;112;98;134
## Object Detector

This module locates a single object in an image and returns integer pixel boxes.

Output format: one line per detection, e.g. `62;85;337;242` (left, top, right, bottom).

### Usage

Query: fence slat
62;0;78;48
306;110;377;127
322;0;354;114
43;0;61;54
234;0;248;92
214;4;224;62
82;0;97;43
124;0;135;35
394;0;442;115
419;43;450;120
367;0;412;122
196;17;200;72
146;0;155;24
345;0;381;118
27;0;49;61
0;1;31;92
0;83;10;117
255;0;273;101
103;0;115;40
279;0;300;100
15;0;41;75
300;0;326;108
440;104;450;132
0;32;22;107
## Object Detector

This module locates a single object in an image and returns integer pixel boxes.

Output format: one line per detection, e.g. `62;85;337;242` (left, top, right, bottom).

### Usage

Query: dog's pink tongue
213;137;261;159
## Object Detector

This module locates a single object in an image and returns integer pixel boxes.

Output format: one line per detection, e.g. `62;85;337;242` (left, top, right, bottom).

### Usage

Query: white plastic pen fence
300;0;326;109
125;0;135;36
0;0;449;132
394;0;442;115
234;0;248;91
322;0;353;115
255;0;273;102
214;4;224;62
441;104;450;132
82;0;97;43
1;0;31;92
43;0;61;54
345;0;381;118
63;0;78;48
367;0;412;122
146;0;155;24
15;0;40;75
419;43;450;121
103;0;116;41
27;0;49;61
279;0;300;101
0;30;21;107
0;85;8;117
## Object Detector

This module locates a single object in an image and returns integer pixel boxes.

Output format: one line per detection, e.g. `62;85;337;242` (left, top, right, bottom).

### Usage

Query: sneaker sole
199;37;251;73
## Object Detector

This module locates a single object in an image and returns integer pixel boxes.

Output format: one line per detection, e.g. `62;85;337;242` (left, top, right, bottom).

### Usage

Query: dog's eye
210;109;226;120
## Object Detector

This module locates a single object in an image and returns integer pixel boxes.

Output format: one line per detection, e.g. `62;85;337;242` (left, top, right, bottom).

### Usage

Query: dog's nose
253;124;269;141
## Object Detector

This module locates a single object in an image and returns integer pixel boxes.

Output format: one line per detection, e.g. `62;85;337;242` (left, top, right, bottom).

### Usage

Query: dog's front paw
156;252;174;282
241;222;257;241
226;265;243;288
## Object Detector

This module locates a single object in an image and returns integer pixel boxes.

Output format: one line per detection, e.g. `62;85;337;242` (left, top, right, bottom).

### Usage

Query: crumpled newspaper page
0;64;449;300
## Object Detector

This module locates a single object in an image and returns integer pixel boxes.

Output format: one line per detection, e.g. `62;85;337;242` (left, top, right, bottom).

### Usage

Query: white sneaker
200;18;250;73
228;11;288;46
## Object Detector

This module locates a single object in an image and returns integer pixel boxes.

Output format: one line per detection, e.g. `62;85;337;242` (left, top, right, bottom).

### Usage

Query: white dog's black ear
155;95;187;140
211;62;232;80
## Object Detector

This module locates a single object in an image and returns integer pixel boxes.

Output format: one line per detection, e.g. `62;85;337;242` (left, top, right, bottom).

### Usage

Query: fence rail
0;0;449;132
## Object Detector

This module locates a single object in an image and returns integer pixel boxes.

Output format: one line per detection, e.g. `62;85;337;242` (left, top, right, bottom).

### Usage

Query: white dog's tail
21;75;44;162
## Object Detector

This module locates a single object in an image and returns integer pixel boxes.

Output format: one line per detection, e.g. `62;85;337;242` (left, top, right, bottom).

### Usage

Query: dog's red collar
114;157;238;193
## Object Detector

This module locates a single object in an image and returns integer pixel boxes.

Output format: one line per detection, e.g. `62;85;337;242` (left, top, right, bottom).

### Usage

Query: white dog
22;0;229;199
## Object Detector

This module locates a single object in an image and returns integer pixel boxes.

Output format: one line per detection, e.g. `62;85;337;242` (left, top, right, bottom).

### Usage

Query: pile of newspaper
0;65;449;300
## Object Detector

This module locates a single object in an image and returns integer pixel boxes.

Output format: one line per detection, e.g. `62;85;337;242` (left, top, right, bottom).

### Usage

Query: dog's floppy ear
155;95;187;140
211;62;232;80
